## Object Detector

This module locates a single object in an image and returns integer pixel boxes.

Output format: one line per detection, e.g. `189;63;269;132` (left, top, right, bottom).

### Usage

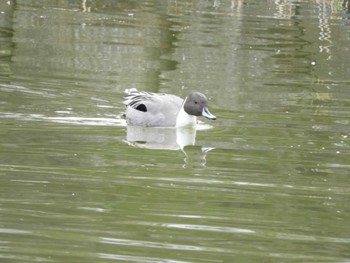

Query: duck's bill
202;107;216;120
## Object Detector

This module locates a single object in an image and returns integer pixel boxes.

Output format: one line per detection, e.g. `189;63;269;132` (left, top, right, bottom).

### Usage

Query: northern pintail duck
123;89;216;127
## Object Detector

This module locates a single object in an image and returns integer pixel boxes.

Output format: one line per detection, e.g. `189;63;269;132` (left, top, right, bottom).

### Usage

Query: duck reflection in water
123;89;216;166
125;125;195;150
125;125;214;167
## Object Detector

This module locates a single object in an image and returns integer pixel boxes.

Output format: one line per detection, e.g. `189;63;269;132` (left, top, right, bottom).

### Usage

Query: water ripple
0;228;32;234
100;237;228;252
99;253;190;263
0;112;126;126
134;222;255;234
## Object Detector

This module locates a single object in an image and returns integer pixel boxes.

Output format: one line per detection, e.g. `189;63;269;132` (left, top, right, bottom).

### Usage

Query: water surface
1;0;350;262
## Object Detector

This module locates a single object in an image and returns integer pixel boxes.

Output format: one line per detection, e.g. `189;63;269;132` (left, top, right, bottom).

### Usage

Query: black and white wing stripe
124;89;155;112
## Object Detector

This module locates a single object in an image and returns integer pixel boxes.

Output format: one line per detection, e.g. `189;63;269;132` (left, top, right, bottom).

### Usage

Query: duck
123;88;216;127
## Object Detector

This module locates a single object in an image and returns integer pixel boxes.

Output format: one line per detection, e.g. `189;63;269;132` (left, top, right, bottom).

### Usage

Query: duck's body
123;89;216;127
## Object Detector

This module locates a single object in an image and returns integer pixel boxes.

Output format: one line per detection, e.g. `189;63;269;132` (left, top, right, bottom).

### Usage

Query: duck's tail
124;88;138;95
123;88;139;107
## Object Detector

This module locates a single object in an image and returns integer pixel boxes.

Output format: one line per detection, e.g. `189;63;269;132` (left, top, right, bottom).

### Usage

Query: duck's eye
194;101;198;104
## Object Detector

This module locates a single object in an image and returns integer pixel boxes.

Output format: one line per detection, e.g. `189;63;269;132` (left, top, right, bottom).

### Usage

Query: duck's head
184;92;216;120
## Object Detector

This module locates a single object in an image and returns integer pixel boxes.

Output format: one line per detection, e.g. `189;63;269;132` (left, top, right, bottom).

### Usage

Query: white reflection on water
99;253;190;263
78;207;107;213
132;176;277;188
158;223;255;234
133;222;255;234
100;237;228;252
0;112;125;126
275;233;350;243
0;228;32;234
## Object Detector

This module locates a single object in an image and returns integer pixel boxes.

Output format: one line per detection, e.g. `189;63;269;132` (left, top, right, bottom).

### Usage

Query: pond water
1;0;350;262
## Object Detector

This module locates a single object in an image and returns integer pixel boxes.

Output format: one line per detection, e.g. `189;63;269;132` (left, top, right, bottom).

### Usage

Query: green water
1;0;350;262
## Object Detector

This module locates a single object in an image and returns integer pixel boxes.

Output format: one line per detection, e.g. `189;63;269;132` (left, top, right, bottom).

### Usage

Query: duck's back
124;91;183;127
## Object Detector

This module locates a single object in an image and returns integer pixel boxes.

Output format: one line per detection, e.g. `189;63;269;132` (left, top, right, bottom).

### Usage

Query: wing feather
123;89;168;112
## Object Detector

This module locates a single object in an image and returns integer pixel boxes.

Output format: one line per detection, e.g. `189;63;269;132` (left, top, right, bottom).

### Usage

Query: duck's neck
176;101;196;127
